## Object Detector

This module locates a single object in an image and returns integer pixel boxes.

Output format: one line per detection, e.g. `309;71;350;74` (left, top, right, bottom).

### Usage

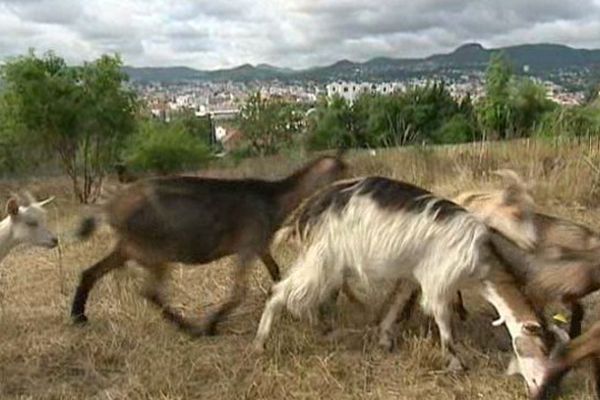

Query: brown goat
71;155;347;335
455;172;600;399
406;171;600;337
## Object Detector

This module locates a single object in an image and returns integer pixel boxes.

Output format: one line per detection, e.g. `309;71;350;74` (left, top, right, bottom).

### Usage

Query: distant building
326;81;400;103
215;125;228;142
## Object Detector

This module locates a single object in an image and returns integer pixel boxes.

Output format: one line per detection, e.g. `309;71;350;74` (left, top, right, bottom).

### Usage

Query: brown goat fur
71;155;347;336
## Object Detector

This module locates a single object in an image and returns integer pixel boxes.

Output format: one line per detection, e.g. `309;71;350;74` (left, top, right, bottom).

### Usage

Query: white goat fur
296;197;482;318
257;179;486;345
255;177;556;397
0;194;57;263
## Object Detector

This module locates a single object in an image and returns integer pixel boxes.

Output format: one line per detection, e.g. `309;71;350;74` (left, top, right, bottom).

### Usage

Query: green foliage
478;52;513;139
477;52;558;139
306;95;355;150
0;97;29;174
170;110;213;146
508;78;556;135
433;114;477;144
124;120;211;174
535;106;600;138
237;92;304;156
0;50;138;202
307;82;475;150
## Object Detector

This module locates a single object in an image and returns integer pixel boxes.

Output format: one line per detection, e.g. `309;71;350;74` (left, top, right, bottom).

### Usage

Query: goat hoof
72;314;88;325
446;357;466;373
378;335;395;352
253;342;266;355
202;323;218;336
184;325;206;338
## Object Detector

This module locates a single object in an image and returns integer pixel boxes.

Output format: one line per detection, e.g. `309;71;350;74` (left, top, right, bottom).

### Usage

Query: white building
215;125;228;142
325;81;401;103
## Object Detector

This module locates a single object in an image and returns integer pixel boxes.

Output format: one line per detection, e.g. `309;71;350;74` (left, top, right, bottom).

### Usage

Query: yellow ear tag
552;313;568;324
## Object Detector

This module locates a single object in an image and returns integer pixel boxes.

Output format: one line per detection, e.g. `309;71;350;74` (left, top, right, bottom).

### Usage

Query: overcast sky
1;0;599;70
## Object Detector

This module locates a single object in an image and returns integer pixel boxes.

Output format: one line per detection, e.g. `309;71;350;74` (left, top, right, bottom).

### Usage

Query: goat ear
6;198;19;216
522;322;543;336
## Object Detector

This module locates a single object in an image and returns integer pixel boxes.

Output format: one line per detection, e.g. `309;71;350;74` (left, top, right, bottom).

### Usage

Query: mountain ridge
122;42;600;83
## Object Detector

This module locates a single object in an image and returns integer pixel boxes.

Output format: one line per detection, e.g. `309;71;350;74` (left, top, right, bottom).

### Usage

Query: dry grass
2;138;600;399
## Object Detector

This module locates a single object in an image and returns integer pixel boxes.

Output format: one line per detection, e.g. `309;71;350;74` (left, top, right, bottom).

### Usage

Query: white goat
254;177;561;399
0;193;58;263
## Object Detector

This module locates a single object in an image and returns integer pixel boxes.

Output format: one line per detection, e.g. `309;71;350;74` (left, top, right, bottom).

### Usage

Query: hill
123;42;600;83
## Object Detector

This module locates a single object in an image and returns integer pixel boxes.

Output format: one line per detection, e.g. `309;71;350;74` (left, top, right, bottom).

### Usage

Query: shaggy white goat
255;176;561;399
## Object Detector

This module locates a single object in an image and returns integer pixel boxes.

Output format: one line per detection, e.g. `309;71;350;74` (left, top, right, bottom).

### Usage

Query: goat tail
76;215;99;240
75;204;107;241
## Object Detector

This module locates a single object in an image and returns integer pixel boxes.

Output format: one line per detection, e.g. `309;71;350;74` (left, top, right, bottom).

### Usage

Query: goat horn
36;196;55;207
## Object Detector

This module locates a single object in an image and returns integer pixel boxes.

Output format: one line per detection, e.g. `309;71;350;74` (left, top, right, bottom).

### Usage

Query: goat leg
397;288;419;322
378;282;416;352
341;280;366;310
260;252;281;282
141;264;200;334
568;301;585;339
317;288;340;335
453;291;468;321
431;300;465;371
71;247;126;324
593;358;600;400
203;260;250;336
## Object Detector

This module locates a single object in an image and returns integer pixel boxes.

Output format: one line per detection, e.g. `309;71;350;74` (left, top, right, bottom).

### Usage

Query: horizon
122;42;600;72
1;0;600;70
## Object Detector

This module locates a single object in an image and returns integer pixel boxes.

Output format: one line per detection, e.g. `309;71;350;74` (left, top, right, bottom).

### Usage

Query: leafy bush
433;114;476;144
306;96;354;150
124;121;211;174
237;92;305;156
535;106;600;138
307;82;473;149
0;51;138;202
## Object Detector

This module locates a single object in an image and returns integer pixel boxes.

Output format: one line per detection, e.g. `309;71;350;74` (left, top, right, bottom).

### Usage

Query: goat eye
26;221;39;228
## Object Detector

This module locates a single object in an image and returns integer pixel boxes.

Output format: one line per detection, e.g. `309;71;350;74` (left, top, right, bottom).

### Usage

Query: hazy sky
1;0;599;69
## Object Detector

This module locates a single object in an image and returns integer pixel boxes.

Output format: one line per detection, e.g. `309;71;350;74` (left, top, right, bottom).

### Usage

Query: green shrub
535;106;600;138
433;114;476;144
124;121;211;174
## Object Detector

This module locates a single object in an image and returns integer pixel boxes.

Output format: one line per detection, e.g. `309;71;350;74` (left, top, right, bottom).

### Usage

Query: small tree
478;52;513;139
124;120;211;174
509;78;556;136
306;95;355;150
238;92;303;156
171;110;213;146
0;51;138;203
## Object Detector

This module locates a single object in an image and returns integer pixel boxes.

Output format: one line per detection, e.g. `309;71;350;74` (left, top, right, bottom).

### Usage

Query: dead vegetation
2;138;600;399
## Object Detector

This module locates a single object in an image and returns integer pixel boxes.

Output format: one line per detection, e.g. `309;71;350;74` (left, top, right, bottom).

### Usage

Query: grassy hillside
2;138;600;399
